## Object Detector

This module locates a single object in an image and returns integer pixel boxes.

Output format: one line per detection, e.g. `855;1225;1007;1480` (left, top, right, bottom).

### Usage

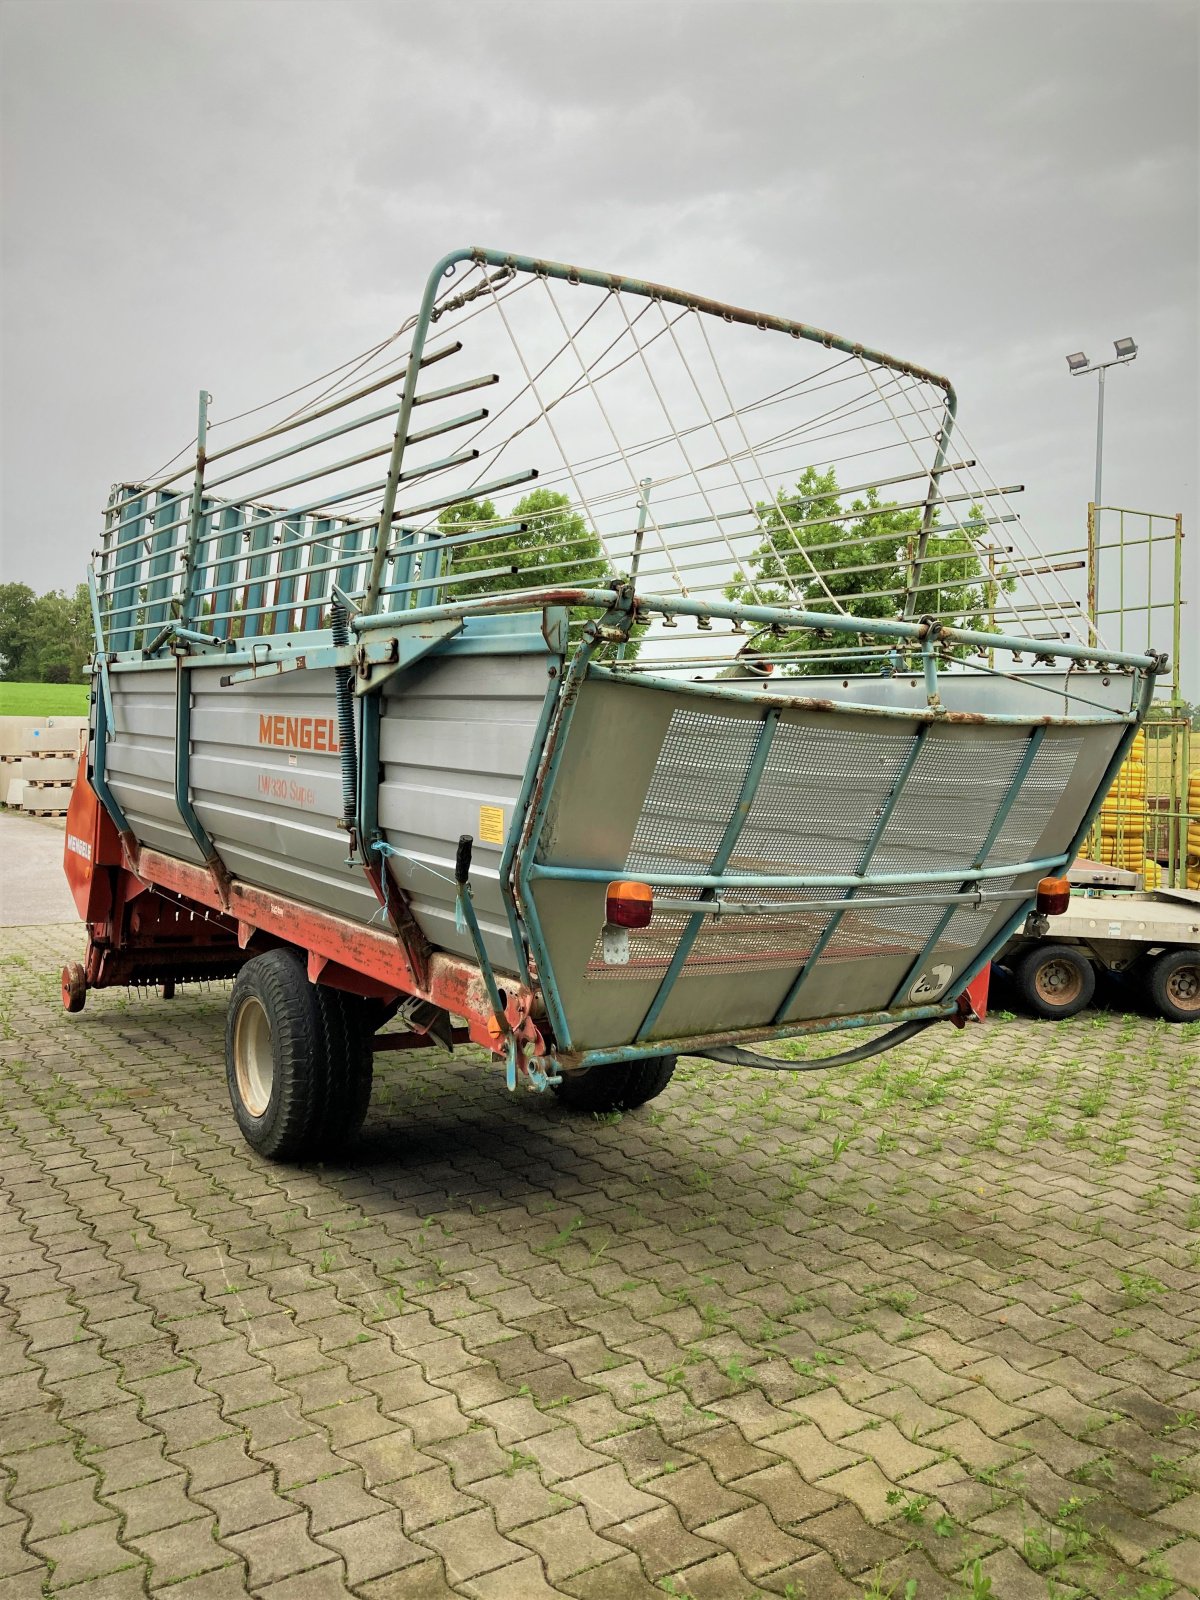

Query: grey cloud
1;0;1195;687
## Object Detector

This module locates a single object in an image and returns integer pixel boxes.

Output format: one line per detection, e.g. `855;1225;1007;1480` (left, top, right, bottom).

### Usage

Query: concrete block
25;719;87;755
0;718;46;757
16;756;77;782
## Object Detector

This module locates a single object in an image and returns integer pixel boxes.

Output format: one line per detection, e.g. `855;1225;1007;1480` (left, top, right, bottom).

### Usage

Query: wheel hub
233;995;274;1117
1036;959;1081;1002
1166;964;1200;1010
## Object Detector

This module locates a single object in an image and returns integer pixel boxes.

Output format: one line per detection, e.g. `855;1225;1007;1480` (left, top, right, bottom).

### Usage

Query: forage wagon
62;248;1163;1159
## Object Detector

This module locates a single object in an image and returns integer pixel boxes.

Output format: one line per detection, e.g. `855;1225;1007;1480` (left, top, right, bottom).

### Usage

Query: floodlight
1113;337;1137;358
1066;352;1089;373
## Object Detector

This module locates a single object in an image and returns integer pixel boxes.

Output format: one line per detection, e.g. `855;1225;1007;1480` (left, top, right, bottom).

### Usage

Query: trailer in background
999;858;1199;1021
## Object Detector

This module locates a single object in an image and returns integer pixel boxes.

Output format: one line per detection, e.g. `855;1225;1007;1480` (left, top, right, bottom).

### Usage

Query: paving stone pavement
1;922;1198;1599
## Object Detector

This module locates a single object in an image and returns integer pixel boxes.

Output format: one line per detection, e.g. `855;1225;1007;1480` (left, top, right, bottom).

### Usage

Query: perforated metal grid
624;710;763;880
728;721;915;877
870;733;1031;872
820;882;963;963
585;714;1087;984
989;735;1086;862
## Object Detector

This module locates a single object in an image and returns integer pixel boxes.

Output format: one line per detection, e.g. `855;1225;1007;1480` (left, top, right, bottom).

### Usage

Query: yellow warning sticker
478;805;505;845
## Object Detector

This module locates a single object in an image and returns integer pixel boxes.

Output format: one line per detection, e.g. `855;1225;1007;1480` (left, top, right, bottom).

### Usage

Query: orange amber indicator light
1036;876;1071;916
606;881;654;928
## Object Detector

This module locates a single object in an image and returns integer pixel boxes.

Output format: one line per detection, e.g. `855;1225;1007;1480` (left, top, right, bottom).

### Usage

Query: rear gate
518;676;1122;1053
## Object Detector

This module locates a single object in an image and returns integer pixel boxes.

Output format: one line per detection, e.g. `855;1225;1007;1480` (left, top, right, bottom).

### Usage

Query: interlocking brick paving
1;922;1198;1598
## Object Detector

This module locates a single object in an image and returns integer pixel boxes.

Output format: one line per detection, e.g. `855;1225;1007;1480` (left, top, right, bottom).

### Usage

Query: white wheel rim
234;995;274;1117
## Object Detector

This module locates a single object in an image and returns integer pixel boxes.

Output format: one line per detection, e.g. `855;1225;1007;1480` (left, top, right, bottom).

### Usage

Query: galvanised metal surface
515;675;1124;1051
377;648;556;974
77;246;1167;1075
105;666;206;865
188;668;377;926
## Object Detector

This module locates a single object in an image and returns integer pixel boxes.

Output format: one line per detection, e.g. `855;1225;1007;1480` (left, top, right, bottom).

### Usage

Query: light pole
1066;339;1137;642
1066;338;1137;510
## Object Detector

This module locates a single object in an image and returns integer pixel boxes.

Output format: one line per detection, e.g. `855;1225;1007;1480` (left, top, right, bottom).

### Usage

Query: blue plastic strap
369;839;467;931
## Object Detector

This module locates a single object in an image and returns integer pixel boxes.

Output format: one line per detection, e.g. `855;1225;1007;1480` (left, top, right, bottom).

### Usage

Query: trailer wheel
1013;943;1095;1020
1146;948;1200;1023
226;950;323;1161
62;963;87;1014
310;988;374;1156
555;1054;676;1113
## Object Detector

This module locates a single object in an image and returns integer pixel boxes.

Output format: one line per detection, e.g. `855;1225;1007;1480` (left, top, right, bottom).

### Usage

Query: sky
2;0;1197;692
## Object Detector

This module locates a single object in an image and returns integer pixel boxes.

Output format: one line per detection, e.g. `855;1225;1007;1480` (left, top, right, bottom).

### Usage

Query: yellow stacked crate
1187;773;1200;889
1096;731;1147;872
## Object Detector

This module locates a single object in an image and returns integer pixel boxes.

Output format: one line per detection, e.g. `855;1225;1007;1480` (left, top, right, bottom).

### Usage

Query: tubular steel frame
81;248;1168;1079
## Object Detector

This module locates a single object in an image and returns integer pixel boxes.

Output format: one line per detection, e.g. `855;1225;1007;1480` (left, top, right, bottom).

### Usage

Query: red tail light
1036;876;1071;916
606;881;653;928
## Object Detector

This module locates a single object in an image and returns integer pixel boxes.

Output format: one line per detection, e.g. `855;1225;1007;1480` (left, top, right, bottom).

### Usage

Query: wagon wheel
61;963;87;1013
225;950;374;1162
1146;948;1200;1023
554;1055;677;1113
226;949;326;1161
1014;943;1095;1020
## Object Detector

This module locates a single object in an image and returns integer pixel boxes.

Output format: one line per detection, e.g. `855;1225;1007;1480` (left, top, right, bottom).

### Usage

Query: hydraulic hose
697;1018;936;1072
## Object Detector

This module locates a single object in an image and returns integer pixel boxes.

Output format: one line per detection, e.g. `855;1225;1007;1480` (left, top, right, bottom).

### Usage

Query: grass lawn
0;682;90;717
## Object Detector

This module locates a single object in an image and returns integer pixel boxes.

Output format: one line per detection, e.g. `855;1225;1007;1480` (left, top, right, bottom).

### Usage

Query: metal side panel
107;666;206;863
738;669;1136;720
189;667;378;924
378;652;555;973
525;677;1126;1051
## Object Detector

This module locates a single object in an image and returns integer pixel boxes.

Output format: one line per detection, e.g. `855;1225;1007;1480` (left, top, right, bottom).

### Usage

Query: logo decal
258;714;339;754
909;964;952;1001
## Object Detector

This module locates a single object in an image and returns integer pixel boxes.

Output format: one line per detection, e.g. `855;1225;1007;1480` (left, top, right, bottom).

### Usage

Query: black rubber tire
554;1054;677;1113
1013;942;1096;1020
226;950;324;1161
1145;947;1200;1023
308;987;374;1156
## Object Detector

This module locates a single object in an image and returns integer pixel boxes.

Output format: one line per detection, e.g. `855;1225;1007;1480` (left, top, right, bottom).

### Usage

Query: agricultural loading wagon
61;249;1164;1161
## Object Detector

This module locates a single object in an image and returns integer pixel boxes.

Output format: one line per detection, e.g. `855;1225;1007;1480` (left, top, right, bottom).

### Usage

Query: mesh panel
589;714;916;980
729;721;914;876
990;735;1085;861
584;715;1087;984
938;736;1083;951
870;733;1031;874
821;882;963;961
624;710;762;879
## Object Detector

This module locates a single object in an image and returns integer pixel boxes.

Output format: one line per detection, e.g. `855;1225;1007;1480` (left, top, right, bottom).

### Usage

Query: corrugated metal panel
378;652;553;974
189;669;377;923
107;666;205;863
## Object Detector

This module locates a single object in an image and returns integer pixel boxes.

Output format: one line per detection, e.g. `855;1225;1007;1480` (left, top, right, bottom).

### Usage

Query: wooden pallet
15;777;73;817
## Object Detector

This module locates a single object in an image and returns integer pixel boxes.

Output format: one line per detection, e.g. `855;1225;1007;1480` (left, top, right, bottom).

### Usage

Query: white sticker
909;964;952;1002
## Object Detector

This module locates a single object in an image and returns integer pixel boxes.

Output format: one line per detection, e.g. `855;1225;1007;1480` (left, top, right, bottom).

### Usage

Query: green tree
436;488;640;653
0;582;91;682
0;583;38;679
724;465;1006;674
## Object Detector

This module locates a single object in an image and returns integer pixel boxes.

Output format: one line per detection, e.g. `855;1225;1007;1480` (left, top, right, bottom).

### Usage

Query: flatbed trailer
1000;870;1200;1021
60;247;1165;1161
